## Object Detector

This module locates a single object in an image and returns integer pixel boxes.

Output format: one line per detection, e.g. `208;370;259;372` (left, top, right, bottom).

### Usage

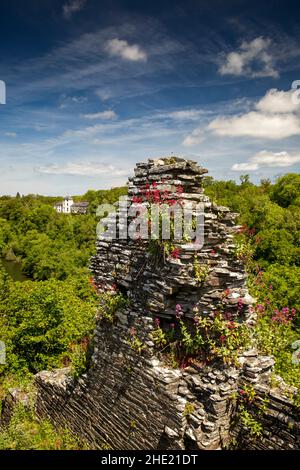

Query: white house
54;196;89;214
54;196;74;214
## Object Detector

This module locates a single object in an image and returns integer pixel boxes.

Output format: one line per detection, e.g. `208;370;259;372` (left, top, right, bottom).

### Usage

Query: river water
0;258;28;281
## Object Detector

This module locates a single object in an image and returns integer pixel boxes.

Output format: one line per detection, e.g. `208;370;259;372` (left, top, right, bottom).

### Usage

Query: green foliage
0;402;87;450
69;336;93;380
270;173;300;208
151;312;250;367
98;292;129;322
254;315;300;388
193;256;209;283
233;385;269;439
238;405;263;437
0;270;98;375
206;173;300;389
0;188;125;281
127;333;146;354
183;402;195;416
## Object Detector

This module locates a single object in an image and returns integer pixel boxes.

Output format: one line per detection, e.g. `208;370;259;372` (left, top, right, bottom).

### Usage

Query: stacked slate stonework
91;157;254;323
33;157;299;450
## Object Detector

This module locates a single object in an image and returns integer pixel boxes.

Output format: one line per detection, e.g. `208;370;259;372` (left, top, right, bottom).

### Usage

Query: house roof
72;201;89;207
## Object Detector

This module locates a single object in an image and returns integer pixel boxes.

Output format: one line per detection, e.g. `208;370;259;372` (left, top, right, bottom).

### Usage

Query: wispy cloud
4;132;17;138
105;38;147;62
157;109;205;120
182;128;205;146
37;161;129;177
81;110;117;120
63;0;87;19
232;150;300;171
219;37;278;78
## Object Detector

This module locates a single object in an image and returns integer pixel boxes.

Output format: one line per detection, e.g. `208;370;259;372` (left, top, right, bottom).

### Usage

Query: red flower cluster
237;225;256;237
170;247;181;259
227;321;237;330
132;195;143;204
89;276;98;292
129;327;137;337
237;297;244;313
132;181;184;206
271;307;296;324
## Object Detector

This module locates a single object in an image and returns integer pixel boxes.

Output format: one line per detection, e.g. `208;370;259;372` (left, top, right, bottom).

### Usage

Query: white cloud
231;162;259;171
164;109;203;120
59;95;87;109
151;109;208;121
182;128;204;146
105;38;147;62
37;161;129;177
63;0;87;19
81;110;117;120
232;150;300;171
255;88;299;113
219;37;278;78
4;132;17;137
208;111;300;139
95;88;114;101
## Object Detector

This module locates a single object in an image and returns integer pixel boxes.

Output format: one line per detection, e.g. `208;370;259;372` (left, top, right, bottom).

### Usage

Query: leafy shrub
0;402;87;450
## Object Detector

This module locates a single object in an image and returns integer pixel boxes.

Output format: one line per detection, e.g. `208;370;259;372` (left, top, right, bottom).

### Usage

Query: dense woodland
0;174;299;448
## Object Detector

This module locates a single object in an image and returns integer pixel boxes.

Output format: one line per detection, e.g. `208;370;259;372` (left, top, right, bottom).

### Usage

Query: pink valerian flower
170;247;181;259
154;317;160;327
256;304;265;313
220;335;226;343
170;323;175;329
271;307;296;324
254;236;262;245
129;327;137;337
227;321;237;330
269;284;273;291
132;195;143;204
210;249;217;255
162;189;170;200
237;298;244;313
176;185;184;194
237;225;247;234
247;227;256;237
167;199;177;206
89;276;99;292
175;304;183;319
151;181;158;188
223;312;233;321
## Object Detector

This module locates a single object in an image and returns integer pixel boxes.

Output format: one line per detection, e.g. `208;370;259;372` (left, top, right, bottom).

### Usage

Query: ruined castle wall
35;320;300;450
34;158;300;450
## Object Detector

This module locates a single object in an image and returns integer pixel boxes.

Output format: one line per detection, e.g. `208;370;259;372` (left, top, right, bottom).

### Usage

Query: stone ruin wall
29;157;300;449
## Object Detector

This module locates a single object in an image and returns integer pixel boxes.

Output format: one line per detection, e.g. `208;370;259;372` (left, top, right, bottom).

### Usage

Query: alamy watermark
291;80;300;105
0;80;6;105
96;195;204;249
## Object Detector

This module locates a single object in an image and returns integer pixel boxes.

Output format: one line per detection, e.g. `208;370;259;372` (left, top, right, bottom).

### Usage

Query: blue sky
1;0;300;195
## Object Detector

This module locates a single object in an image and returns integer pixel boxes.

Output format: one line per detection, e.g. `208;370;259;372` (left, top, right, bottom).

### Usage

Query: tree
271;173;300;208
